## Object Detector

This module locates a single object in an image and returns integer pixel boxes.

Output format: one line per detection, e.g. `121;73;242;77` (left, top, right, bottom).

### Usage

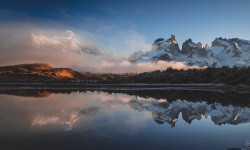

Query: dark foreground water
0;89;250;150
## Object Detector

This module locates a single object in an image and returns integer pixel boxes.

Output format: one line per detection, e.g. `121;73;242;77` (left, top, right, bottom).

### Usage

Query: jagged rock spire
171;34;176;42
197;42;202;48
205;44;209;48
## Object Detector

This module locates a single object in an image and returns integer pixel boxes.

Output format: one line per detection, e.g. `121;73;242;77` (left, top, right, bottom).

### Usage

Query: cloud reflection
31;107;99;131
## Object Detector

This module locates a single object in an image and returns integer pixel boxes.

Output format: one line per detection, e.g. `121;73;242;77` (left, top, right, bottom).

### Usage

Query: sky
0;0;250;73
1;0;250;55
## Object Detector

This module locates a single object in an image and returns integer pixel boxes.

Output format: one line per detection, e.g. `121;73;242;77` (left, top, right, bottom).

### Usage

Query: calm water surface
0;90;250;150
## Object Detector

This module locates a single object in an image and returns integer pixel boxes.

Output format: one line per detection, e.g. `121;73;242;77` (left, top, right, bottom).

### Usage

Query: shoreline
0;83;249;92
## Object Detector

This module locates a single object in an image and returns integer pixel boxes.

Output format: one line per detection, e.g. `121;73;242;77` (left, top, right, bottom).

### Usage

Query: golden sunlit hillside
0;63;82;82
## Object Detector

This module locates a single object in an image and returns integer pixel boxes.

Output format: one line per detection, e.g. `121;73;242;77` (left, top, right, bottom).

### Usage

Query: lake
0;89;250;150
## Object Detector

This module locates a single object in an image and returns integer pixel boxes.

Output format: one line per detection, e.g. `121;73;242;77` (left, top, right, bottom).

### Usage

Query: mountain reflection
29;93;250;130
129;99;250;127
0;89;249;150
1;89;250;131
31;107;99;131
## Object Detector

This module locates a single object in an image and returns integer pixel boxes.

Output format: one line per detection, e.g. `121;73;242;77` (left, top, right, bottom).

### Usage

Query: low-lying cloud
0;22;202;73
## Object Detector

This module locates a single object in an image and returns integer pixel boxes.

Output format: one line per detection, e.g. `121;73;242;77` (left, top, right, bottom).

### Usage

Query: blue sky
1;0;250;55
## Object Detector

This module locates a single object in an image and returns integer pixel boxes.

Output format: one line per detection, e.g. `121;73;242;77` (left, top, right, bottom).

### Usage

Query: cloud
122;30;151;52
0;21;202;73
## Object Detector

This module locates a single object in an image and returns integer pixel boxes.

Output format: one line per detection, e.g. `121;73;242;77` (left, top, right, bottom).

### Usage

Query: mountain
129;99;250;128
128;34;250;67
209;37;250;67
26;30;100;55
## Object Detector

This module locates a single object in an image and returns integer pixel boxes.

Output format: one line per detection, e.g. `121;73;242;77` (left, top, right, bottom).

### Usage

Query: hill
0;63;82;82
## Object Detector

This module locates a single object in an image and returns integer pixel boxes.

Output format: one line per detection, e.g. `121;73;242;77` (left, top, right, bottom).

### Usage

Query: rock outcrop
181;39;197;55
197;42;202;48
167;34;181;55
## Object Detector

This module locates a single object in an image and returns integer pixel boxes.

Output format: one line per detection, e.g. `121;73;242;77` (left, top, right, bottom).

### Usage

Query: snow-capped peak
28;30;100;55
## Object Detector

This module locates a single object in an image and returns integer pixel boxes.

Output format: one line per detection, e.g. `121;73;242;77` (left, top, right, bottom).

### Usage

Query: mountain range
128;34;250;67
24;30;250;68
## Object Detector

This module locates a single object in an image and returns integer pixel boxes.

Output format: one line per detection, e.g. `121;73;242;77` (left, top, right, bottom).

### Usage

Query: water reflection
129;99;250;128
1;89;250;130
31;107;99;131
0;89;250;150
